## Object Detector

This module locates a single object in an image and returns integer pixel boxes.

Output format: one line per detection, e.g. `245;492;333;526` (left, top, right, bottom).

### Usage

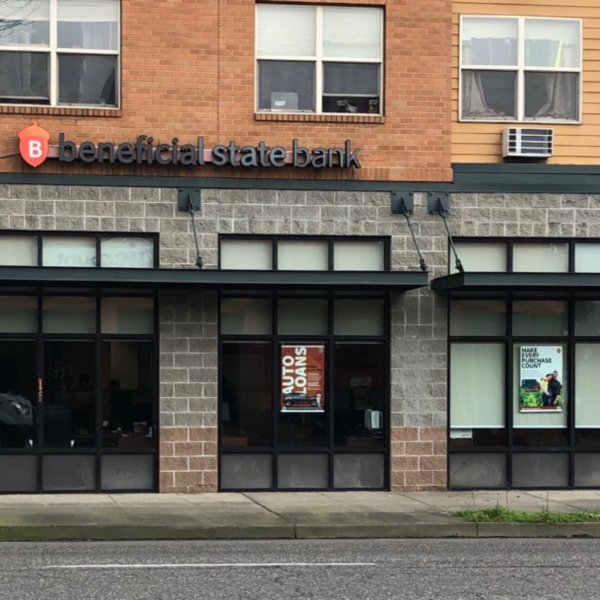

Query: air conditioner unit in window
502;127;554;159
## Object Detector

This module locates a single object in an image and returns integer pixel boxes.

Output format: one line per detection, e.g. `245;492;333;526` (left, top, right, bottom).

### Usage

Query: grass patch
454;506;600;523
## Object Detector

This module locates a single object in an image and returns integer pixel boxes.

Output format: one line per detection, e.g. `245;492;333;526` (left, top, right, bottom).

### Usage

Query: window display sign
519;346;563;412
280;345;325;413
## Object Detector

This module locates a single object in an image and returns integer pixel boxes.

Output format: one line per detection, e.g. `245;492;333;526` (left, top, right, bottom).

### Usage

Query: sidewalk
2;490;600;541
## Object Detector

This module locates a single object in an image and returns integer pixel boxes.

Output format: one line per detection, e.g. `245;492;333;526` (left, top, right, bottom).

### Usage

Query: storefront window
0;235;37;266
0;292;157;492
278;299;327;335
334;299;384;335
513;343;568;447
43;236;97;267
575;243;600;273
512;243;568;273
334;343;384;447
101;341;153;448
452;242;507;273
219;292;388;489
221;298;272;335
575;343;600;446
575;302;600;336
43;296;96;333
0;296;37;333
0;341;37;449
512;300;567;336
44;340;96;448
221;343;273;447
450;343;506;447
101;297;154;334
449;300;506;336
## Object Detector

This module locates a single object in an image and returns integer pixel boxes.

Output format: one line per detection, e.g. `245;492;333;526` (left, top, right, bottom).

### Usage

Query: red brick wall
0;0;452;182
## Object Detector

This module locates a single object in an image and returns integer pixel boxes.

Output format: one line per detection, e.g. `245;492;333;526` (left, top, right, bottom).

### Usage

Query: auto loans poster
280;345;325;413
519;346;563;412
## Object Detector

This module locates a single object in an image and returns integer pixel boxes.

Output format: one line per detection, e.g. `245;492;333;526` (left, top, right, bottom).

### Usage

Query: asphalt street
0;538;599;600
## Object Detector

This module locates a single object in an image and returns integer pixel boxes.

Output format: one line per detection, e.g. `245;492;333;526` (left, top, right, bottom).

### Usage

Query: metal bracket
177;188;201;212
427;192;450;215
391;191;414;215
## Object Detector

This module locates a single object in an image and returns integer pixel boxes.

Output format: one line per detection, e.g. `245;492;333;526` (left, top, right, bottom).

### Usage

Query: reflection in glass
0;342;36;448
334;343;384;447
100;237;154;268
44;341;96;448
0;0;50;45
58;0;119;50
58;54;116;105
221;343;273;447
102;342;153;448
461;17;518;66
512;301;567;336
43;236;97;267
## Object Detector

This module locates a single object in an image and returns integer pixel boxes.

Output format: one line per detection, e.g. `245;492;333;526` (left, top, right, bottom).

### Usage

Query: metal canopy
0;266;429;291
432;272;600;293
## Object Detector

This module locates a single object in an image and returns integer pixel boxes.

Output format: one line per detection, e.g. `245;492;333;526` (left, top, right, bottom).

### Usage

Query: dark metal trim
0;266;428;291
432;272;600;293
6;164;600;194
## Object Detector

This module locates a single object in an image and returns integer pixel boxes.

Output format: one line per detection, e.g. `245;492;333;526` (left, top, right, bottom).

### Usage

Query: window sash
256;5;383;115
459;15;582;122
0;0;119;107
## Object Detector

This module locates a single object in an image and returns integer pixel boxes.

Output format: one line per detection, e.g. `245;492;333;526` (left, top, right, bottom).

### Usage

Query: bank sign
17;123;361;169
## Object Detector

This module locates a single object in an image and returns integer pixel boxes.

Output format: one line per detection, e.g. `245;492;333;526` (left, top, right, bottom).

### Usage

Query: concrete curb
295;522;478;539
476;522;600;538
0;524;296;542
2;521;600;541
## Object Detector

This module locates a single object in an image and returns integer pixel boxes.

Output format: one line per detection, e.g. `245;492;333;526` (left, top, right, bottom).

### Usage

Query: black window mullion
95;294;102;491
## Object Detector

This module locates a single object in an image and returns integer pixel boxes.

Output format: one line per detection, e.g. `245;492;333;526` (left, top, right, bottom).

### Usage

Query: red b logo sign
18;122;50;168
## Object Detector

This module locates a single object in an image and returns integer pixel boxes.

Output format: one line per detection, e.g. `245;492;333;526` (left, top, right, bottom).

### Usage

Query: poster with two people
519;346;563;412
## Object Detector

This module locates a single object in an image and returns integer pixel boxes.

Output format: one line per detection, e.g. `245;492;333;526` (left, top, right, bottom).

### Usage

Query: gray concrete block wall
2;184;593;491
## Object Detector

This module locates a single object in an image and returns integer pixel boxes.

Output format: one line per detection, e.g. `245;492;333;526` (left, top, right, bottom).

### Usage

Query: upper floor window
0;0;119;107
460;16;581;122
256;4;383;115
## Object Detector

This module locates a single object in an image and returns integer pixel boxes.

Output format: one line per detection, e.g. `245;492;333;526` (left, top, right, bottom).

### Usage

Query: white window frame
255;4;384;116
459;15;582;124
0;0;120;108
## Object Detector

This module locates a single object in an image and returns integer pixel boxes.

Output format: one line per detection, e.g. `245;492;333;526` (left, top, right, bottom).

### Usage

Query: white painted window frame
459;15;583;124
255;4;384;116
0;0;120;108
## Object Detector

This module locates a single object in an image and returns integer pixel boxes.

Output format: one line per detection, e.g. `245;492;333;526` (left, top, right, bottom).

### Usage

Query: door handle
37;377;43;404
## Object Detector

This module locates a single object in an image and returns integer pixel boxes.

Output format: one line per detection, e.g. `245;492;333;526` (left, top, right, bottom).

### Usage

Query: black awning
0;266;428;291
432;272;600;293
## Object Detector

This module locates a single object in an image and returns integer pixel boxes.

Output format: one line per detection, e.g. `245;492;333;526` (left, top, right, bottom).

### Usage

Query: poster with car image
519;346;563;412
280;345;325;413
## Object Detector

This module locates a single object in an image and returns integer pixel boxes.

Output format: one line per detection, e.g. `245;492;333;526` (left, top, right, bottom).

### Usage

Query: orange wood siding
452;1;600;164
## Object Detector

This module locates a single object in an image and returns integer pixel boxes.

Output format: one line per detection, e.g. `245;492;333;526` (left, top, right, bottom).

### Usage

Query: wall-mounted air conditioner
502;127;554;159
